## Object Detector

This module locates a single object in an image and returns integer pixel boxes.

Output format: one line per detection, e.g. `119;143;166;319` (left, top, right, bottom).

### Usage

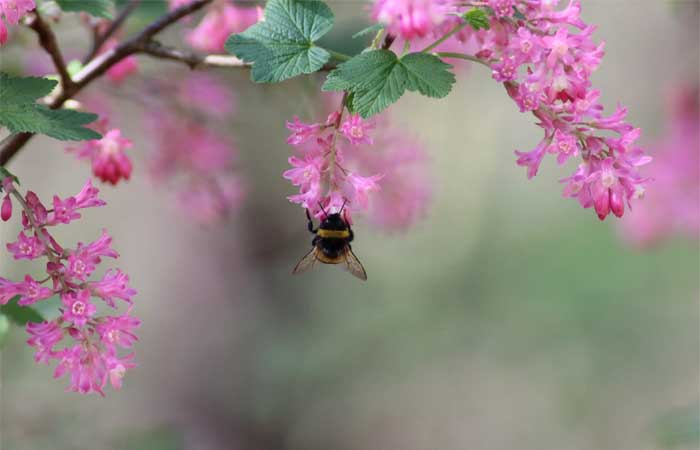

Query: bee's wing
343;247;367;281
292;247;319;275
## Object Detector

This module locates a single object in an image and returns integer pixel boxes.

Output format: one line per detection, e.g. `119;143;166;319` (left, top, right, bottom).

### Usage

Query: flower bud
1;195;12;221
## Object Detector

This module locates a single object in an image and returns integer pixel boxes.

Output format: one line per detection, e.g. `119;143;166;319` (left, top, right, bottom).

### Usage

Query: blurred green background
1;1;698;449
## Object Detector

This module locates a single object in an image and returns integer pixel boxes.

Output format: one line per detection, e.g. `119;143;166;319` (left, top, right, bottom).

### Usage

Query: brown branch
139;41;249;69
26;11;73;90
0;0;214;166
84;0;143;64
139;40;339;72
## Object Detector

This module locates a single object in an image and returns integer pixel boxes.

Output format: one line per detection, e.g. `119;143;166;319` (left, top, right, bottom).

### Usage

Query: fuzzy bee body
292;210;367;280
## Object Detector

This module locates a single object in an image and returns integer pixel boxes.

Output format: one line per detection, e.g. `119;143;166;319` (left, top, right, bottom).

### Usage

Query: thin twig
140;40;339;71
26;11;73;90
84;0;143;64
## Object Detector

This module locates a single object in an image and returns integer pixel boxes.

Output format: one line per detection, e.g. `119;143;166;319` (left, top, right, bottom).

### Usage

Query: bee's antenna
317;202;328;217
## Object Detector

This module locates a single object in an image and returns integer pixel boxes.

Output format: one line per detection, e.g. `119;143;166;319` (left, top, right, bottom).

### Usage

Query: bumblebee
292;206;367;280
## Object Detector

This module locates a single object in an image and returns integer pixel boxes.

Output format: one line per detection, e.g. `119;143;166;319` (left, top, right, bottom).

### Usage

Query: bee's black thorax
314;213;352;260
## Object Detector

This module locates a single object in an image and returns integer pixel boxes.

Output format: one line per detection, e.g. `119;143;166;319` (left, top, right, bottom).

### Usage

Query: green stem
422;20;468;53
434;52;490;68
326;49;352;62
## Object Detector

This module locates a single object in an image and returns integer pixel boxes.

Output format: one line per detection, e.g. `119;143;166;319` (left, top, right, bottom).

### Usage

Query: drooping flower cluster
284;106;383;221
0;0;34;45
284;108;432;227
474;1;650;220
148;73;244;223
185;0;261;53
0;178;139;395
371;0;651;220
619;82;699;245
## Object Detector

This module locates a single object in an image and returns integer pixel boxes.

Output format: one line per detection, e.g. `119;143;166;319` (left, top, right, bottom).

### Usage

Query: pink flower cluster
372;0;650;220
0;0;34;45
148;73;243;223
284;109;382;220
285;106;434;231
68;116;133;186
0;178;139;395
476;1;650;220
619;82;699;245
185;0;261;53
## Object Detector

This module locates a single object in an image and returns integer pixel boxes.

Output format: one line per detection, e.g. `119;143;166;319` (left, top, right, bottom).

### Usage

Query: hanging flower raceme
0;178;139;396
462;0;650;220
284;104;386;221
368;0;651;220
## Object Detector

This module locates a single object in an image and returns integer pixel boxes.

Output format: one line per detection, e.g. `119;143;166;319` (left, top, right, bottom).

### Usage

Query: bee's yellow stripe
317;229;349;238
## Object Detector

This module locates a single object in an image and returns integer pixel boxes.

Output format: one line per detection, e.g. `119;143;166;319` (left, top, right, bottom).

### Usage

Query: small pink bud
1;195;11;221
610;187;625;218
594;189;610;221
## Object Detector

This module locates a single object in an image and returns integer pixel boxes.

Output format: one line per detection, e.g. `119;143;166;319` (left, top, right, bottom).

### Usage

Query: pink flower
283;155;323;191
186;3;261;53
6;231;45;260
340;114;374;146
11;275;53;306
97;314;140;349
66;230;119;281
105;352;136;390
72;129;133;185
286;117;322;146
26;320;64;364
50;195;80;224
344;173;383;210
61;290;97;327
89;269;136;307
72;179;106;209
547;129;579;165
54;344;107;396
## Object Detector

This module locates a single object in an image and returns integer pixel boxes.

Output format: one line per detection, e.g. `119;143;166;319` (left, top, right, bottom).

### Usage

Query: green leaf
464;8;490;30
1;104;101;140
0;296;45;326
322;50;455;118
352;23;384;39
224;0;335;83
0;73;57;104
56;0;114;19
0;72;101;141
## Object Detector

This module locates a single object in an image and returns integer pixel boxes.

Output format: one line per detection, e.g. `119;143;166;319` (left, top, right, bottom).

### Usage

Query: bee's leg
312;235;320;246
306;209;317;234
347;225;354;242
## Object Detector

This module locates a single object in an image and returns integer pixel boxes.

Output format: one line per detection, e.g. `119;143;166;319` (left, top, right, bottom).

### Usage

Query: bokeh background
1;1;698;449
